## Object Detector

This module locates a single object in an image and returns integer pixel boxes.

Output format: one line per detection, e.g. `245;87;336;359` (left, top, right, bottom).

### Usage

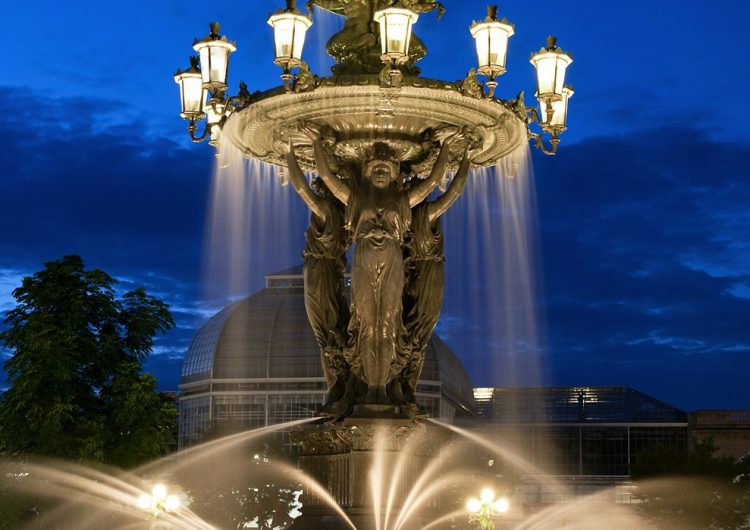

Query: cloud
2;86;749;411
0;86;308;392
0;87;213;284
0;87;217;388
0;269;30;313
0;86;217;286
524;125;750;410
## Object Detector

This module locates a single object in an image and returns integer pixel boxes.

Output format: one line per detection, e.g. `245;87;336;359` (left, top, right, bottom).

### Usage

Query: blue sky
2;0;749;411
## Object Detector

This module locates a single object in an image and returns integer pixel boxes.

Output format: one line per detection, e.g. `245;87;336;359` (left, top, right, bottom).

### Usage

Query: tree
0;255;176;467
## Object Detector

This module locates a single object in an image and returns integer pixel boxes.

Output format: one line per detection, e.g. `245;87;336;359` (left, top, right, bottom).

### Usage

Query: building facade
689;409;750;459
470;386;689;476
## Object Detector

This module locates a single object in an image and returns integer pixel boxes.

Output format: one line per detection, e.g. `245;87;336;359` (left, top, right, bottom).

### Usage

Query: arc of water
138;417;317;476
528;484;652;529
428;419;564;489
382;427;428;530
371;429;388;530
1;461;216;530
392;472;477;530
389;442;461;530
419;508;469;530
3;419;318;530
265;460;358;530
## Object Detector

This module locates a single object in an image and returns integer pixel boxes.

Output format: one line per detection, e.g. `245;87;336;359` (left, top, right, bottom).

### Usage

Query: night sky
3;1;749;412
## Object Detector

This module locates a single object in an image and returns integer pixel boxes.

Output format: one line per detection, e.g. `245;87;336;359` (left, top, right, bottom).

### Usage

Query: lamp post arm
285;144;327;221
312;138;351;205
528;131;560;156
188;120;210;143
427;147;470;223
524;106;560;156
526;104;560;129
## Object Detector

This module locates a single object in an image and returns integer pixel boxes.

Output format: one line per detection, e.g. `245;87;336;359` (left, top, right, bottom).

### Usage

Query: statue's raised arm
427;146;471;223
284;140;329;221
407;131;461;207
300;123;352;205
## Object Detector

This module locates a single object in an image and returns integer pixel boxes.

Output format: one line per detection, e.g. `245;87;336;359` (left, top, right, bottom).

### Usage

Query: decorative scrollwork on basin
222;76;527;173
291;419;447;456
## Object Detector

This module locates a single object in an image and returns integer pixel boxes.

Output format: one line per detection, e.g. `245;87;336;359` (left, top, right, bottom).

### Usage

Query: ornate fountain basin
222;74;527;174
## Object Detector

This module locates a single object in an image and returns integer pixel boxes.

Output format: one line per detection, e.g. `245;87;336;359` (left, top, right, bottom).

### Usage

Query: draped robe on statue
401;203;445;402
345;188;411;392
302;199;350;399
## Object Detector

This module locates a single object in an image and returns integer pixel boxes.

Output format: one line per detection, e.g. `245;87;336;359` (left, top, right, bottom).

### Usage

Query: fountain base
290;414;450;530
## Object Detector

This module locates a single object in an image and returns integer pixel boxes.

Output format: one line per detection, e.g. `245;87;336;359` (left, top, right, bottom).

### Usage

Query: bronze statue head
363;142;400;189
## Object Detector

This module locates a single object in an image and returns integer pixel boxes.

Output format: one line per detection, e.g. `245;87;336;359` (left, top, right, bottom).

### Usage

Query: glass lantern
267;8;313;69
205;101;226;147
470;5;515;79
373;7;419;62
174;57;205;121
539;85;574;132
193;22;237;92
530;36;572;102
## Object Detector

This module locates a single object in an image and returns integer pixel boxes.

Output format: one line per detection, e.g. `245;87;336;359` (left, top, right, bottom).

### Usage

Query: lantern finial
530;34;573;128
174;56;206;121
193;22;237;92
268;0;314;81
189;55;200;69
373;7;420;64
469;5;514;97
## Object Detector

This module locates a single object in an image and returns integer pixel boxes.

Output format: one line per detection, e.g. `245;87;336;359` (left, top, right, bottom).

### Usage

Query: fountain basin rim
222;74;528;174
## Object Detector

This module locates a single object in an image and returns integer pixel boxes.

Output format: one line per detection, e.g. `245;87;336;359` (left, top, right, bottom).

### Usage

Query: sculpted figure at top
311;0;445;74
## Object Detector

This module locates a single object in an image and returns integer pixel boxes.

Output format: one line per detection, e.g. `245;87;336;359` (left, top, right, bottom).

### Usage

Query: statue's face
369;162;393;189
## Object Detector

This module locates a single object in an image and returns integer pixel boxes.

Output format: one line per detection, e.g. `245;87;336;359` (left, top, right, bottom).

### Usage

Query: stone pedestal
289;407;450;530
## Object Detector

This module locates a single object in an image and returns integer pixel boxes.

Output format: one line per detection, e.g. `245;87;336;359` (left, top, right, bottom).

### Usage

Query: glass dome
179;266;475;448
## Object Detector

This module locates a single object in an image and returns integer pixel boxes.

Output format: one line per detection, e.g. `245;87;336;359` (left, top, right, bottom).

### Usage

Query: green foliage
0;491;25;530
631;438;737;479
0;255;176;467
632;439;750;529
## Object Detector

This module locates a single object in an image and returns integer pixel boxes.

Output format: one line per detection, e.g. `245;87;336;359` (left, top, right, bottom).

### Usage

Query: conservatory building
178;267;476;450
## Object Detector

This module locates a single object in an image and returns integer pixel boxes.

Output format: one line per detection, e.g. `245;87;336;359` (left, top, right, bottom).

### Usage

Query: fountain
0;2;739;530
1;411;666;529
171;1;577;528
176;0;571;415
0;1;583;529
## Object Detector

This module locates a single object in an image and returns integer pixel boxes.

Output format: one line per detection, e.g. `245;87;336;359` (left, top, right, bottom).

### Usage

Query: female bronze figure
284;146;351;411
286;124;471;416
398;147;472;415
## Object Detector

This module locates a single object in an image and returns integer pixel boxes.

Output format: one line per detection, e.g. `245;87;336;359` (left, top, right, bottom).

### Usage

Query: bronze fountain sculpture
283;123;474;420
173;1;572;526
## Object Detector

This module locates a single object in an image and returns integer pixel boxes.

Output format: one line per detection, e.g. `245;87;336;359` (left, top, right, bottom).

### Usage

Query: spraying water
442;144;547;392
1;416;664;529
201;0;342;308
202;141;307;307
206;141;547;389
0;419;337;530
